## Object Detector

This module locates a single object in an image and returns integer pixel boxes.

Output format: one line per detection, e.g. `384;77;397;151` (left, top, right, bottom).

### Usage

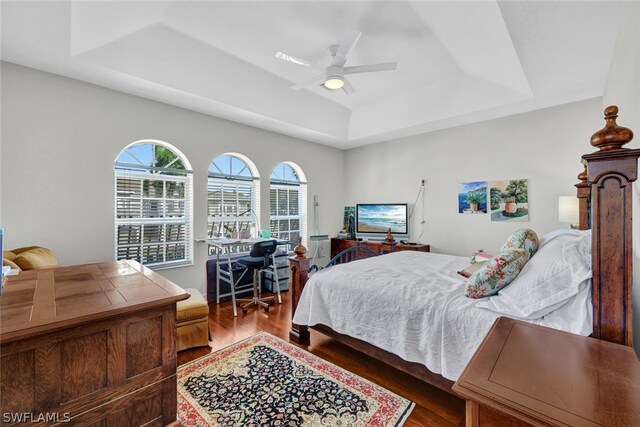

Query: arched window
114;141;193;268
270;162;307;243
207;154;260;252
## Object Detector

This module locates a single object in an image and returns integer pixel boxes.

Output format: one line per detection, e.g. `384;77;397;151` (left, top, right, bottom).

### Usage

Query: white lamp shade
558;196;579;224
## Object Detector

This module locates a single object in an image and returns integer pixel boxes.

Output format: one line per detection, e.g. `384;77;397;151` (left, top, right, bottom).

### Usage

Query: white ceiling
0;1;624;149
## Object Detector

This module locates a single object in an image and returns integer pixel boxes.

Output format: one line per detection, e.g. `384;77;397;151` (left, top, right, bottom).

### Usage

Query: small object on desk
1;266;8;295
453;316;640;426
385;228;395;243
260;229;272;238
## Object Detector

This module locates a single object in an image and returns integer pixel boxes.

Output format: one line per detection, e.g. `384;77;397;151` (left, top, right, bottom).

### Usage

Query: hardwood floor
178;292;465;426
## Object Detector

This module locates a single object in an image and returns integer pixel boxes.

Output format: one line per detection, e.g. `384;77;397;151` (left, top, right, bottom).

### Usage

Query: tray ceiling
1;1;624;149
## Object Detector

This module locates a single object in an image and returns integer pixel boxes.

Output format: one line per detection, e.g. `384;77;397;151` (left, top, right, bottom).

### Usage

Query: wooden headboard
577;105;637;347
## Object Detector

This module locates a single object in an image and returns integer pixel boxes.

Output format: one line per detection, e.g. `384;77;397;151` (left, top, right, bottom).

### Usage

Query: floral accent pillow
465;249;529;298
500;229;539;259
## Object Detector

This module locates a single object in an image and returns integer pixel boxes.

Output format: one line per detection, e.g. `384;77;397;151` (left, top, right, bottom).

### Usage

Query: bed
288;105;638;392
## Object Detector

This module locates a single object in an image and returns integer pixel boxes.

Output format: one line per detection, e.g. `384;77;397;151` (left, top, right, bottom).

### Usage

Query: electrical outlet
421;179;426;186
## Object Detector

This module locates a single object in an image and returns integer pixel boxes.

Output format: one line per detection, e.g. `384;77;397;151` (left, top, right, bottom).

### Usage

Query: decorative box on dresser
330;238;429;259
0;260;189;427
452;316;640;427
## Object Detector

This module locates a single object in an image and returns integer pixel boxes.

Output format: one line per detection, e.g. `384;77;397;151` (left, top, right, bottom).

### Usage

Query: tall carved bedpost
575;165;590;230
289;239;311;345
583;105;638;346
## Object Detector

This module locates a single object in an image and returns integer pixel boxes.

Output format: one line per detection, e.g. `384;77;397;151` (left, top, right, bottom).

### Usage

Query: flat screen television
355;203;409;241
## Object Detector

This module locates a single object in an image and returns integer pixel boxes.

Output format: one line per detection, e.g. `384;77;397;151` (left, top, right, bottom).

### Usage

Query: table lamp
558;196;579;229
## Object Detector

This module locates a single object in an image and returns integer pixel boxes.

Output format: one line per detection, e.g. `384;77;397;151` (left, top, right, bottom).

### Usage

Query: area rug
177;331;414;426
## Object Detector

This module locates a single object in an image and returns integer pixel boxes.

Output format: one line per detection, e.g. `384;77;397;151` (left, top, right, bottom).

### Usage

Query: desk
205;238;290;317
0;260;189;426
453;317;640;426
207;238;256;306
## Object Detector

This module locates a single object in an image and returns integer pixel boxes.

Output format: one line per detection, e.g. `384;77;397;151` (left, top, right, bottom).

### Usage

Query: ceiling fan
275;31;397;95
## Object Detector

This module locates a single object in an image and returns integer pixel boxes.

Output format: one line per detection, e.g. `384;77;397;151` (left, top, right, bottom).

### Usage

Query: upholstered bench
176;288;210;351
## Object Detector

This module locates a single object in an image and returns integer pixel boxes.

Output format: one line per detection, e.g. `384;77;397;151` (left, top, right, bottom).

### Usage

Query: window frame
269;163;307;244
207;154;260;255
114;141;193;269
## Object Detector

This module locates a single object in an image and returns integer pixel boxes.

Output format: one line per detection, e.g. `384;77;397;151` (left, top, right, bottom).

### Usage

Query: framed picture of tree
489;179;529;221
458;181;488;214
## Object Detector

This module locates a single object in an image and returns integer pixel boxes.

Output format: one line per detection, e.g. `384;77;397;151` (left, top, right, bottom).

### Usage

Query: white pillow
538;279;593;336
475;229;592;320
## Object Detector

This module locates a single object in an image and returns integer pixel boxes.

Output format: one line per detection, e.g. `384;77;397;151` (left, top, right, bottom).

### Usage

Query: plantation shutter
207;179;258;239
269;183;307;245
206;154;260;255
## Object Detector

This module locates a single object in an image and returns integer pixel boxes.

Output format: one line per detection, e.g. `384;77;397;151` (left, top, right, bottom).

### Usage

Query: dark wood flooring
178;292;465;426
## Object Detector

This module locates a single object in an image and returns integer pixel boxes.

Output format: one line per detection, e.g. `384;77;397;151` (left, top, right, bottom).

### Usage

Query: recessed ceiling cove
0;1;624;149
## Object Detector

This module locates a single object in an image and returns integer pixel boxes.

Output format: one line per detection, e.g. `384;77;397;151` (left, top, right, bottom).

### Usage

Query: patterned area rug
177;332;414;426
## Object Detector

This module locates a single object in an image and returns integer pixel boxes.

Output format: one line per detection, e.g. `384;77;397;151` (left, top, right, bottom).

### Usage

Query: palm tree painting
458;181;488;214
489;179;529;221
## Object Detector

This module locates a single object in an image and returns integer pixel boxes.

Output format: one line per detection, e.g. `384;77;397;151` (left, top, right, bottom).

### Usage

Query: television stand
330;238;430;259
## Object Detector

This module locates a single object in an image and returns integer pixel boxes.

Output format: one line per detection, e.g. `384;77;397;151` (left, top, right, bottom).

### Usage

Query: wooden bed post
289;239;311;345
583;105;639;347
575;164;590;230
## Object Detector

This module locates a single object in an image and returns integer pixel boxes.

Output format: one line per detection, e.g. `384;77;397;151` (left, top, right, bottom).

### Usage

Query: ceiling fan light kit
324;77;344;90
276;31;397;95
324;65;345;90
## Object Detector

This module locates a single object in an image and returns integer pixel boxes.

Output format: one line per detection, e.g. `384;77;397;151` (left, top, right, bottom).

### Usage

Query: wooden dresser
330;238;429;259
0;260;189;426
453;317;640;426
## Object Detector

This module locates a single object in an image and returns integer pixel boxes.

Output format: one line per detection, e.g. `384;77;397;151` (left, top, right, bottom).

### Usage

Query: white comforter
292;251;591;381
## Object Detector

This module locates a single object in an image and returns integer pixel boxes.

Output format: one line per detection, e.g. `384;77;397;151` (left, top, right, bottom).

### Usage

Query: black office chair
235;239;281;314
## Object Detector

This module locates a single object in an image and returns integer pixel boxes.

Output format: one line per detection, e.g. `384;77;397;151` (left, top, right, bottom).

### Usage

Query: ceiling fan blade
342;78;356;95
333;31;362;66
343;62;398;75
275;51;324;70
291;73;326;90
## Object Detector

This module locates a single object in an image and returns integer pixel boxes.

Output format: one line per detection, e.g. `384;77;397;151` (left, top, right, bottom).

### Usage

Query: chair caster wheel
264;306;269;313
242;309;248;315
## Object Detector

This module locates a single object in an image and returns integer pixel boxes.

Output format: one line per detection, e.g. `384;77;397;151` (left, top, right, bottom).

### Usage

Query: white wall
345;98;601;254
0;62;344;293
603;2;640;356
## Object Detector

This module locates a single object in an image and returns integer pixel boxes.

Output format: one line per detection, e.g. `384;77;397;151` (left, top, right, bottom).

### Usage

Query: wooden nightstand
453;317;640;426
